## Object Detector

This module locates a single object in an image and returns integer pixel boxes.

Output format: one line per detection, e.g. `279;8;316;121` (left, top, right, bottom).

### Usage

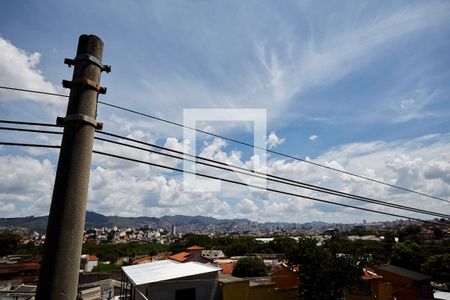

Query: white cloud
128;3;450;127
400;98;416;110
0;202;15;213
0;155;55;217
0;132;449;222
266;131;285;149
264;133;450;222
309;135;318;141
424;161;450;184
0;37;62;106
236;198;258;214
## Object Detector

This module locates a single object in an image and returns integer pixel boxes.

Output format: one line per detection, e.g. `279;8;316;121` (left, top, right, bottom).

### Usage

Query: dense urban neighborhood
1;212;449;299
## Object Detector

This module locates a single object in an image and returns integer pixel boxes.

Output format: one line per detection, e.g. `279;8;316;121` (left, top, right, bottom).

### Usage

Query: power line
0;85;69;98
1;125;448;218
94;132;450;219
96;101;449;204
0;119;61;128
0;141;61;149
98;131;450;214
90;150;448;226
1;124;449;217
0;85;448;204
0;126;62;135
0;141;447;226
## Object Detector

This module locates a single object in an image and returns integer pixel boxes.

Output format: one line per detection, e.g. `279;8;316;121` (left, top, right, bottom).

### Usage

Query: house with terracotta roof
81;254;99;272
219;273;298;300
219;262;236;275
169;246;210;264
186;245;204;251
376;265;434;300
270;264;300;289
345;268;393;300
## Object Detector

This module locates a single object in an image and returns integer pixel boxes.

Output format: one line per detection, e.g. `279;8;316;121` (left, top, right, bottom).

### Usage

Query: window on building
175;287;196;300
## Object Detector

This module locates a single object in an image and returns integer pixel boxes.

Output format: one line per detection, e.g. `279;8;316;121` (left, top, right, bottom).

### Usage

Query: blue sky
0;1;449;223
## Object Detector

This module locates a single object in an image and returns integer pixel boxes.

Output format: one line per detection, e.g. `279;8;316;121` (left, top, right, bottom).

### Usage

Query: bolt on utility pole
36;34;110;300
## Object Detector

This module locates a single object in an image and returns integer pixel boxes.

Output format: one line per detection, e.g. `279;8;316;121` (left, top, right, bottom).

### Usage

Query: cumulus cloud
236;198;258;214
0;155;55;217
0;202;15;213
264;133;450;222
266;131;285;149
0;36;61;105
424;161;450;184
1;133;449;222
309;135;318;141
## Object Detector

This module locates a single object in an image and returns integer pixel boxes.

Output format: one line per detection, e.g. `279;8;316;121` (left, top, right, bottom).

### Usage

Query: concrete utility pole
36;34;110;300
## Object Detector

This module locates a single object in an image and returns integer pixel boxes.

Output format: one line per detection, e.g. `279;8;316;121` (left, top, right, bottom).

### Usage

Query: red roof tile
362;268;382;280
187;245;205;251
219;262;235;274
169;252;190;262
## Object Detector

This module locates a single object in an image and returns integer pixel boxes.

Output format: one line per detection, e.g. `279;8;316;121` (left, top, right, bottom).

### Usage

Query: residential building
81;255;99;272
0;281;36;300
345;268;393;300
376;265;434;300
169;246;211;264
219;273;297;300
78;278;122;300
120;260;221;300
202;250;226;260
270;265;299;289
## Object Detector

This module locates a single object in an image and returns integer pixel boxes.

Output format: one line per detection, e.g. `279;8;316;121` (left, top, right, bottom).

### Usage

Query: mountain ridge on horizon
0;211;330;233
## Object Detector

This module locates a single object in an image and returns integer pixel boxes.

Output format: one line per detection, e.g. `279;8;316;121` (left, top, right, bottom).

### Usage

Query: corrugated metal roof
378;265;431;281
122;260;221;286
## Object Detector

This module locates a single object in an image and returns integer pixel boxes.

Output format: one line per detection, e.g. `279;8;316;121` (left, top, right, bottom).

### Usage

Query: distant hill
0;211;253;233
0;211;333;233
0;215;49;233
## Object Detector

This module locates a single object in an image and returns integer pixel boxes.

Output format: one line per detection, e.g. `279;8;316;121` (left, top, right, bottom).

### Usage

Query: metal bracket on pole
56;114;103;130
64;54;111;73
62;78;107;94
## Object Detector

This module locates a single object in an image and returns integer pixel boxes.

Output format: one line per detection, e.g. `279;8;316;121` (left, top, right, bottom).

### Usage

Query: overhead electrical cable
0;126;63;135
0;140;447;226
0;85;69;98
0;85;448;203
1;125;448;218
1;124;449;217
94;132;450;219
95;101;450;204
0;119;61;128
0;141;61;149
91;149;448;226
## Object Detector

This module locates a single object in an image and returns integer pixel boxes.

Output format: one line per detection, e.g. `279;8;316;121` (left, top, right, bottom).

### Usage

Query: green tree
232;257;268;277
286;237;364;300
398;225;422;243
184;234;211;247
0;233;21;256
224;240;249;257
92;263;121;272
390;240;425;272
432;227;444;239
422;254;450;289
268;236;297;254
